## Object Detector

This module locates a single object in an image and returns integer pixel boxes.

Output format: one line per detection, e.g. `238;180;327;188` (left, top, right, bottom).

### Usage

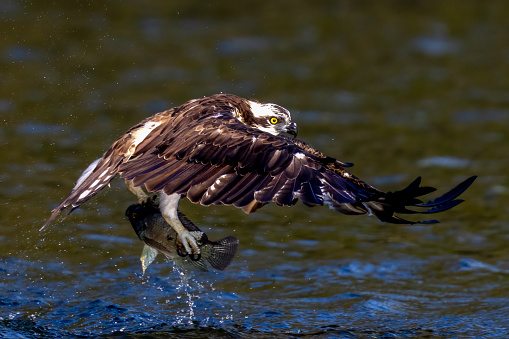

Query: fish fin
206;236;239;270
140;244;158;275
177;210;201;232
179;257;209;272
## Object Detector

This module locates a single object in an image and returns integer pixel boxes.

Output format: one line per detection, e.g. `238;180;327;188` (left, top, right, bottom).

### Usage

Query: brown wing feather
44;93;476;229
41;134;135;229
118;112;378;213
120;115;475;224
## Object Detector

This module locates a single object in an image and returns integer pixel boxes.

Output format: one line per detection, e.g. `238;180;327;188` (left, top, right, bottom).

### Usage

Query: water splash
170;269;203;326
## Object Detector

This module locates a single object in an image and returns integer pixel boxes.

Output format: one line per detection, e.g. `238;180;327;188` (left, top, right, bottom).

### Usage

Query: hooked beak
285;122;298;137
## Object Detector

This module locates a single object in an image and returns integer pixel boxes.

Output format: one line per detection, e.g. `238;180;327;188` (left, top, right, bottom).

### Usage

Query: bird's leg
159;192;200;256
125;179;150;203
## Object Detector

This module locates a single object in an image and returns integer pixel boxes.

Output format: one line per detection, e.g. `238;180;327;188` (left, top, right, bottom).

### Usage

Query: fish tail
206;236;239;270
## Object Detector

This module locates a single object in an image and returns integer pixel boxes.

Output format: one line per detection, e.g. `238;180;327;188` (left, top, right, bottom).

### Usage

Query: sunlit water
2;1;509;338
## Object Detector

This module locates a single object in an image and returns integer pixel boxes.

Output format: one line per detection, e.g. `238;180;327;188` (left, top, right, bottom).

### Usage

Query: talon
189;253;201;261
177;248;187;257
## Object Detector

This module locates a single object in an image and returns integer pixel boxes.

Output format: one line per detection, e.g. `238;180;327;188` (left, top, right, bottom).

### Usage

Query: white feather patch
78;189;92;200
254;125;278;135
72;158;101;192
89;179;102;188
128;121;162;155
210;174;229;192
248;100;275;118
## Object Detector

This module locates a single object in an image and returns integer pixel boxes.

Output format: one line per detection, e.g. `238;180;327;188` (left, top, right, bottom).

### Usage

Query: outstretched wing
43;94;476;228
41;113;168;229
42;135;134;229
119;114;379;214
119;114;476;223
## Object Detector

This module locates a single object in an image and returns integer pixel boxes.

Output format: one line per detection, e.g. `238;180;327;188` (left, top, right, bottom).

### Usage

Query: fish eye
270;117;278;124
130;206;143;219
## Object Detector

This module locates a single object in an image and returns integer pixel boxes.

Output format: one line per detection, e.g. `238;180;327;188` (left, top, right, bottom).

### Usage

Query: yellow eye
270;117;278;124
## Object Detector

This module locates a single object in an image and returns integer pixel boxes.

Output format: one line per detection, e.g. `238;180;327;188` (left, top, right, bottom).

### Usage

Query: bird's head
243;99;298;137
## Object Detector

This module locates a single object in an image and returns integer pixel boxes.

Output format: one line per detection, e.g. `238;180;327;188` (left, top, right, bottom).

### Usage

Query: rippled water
2;1;509;338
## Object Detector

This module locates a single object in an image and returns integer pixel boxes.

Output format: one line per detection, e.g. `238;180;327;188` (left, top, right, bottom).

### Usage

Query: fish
126;197;239;274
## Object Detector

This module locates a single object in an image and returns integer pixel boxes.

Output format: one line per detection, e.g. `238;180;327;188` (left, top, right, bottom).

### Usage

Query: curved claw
189;253;202;261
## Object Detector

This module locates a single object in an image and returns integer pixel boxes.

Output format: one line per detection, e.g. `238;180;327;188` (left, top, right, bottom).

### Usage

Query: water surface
1;1;509;338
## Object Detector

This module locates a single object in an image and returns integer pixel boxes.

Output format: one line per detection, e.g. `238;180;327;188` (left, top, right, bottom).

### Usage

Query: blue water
2;235;509;338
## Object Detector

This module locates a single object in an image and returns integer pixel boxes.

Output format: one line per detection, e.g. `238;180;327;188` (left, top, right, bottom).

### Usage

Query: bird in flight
42;93;476;256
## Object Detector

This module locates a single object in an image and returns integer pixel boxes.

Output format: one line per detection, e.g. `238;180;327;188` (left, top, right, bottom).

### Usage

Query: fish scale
126;198;239;273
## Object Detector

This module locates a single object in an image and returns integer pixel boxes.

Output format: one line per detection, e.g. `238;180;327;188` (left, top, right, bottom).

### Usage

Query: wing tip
369;174;477;225
40;207;62;231
39;222;49;231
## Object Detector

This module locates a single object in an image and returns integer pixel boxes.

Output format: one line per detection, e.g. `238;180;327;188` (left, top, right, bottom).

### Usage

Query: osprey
42;94;476;256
